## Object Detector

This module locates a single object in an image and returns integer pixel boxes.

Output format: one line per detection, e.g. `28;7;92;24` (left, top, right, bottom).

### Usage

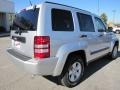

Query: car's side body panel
7;2;119;77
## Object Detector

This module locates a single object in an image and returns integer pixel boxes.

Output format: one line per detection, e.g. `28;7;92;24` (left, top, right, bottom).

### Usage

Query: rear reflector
34;49;49;53
34;44;49;49
34;36;50;59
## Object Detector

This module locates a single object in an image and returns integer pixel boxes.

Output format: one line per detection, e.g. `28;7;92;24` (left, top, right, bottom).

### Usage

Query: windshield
12;9;39;31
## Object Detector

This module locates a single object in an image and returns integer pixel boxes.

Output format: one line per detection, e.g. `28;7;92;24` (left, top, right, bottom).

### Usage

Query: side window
52;9;74;31
95;17;106;32
77;13;95;32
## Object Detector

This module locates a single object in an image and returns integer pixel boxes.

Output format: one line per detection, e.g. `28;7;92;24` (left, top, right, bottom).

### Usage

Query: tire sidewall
111;45;118;59
61;55;84;87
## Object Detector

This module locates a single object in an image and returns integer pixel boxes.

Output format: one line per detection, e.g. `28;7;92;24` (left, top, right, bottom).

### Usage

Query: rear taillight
34;36;50;59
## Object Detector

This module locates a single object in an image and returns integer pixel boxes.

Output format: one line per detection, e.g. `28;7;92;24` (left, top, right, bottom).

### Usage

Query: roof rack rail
45;1;90;13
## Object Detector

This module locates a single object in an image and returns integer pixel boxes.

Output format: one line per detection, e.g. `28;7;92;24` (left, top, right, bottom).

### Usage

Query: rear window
12;9;39;31
52;9;74;31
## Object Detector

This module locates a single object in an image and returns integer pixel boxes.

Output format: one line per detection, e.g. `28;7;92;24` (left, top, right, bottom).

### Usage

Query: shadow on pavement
117;51;120;57
81;56;111;81
43;51;120;86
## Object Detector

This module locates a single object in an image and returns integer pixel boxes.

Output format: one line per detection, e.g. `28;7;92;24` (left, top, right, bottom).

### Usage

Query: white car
113;27;120;34
7;2;119;87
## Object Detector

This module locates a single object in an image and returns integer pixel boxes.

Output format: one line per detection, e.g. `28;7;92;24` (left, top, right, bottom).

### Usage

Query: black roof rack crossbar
45;1;90;13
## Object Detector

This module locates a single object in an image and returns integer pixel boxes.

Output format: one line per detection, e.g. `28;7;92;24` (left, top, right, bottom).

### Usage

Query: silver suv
7;2;119;87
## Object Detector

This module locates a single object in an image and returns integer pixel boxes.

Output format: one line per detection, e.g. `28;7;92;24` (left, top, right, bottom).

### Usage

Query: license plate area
14;40;21;49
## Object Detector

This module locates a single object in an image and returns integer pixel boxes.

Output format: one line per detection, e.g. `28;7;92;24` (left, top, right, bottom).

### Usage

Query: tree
100;13;108;24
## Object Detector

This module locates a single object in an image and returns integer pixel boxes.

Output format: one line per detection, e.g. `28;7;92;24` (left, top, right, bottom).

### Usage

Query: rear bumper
7;48;58;76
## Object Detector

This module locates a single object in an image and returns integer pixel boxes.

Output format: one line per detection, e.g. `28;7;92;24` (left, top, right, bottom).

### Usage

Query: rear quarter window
52;9;74;31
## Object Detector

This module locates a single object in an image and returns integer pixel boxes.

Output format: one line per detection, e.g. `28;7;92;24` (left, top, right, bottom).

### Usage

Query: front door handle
80;35;87;38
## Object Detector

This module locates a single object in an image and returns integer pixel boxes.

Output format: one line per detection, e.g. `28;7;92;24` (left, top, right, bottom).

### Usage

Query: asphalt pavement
0;35;120;90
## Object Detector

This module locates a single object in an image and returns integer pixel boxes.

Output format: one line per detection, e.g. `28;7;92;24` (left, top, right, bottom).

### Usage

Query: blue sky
14;0;120;23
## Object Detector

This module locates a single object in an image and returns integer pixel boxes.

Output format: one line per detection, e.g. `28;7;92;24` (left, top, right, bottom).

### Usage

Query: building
0;0;14;32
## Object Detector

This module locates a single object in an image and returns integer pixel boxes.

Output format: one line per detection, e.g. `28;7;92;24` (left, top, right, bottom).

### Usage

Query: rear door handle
80;35;87;38
98;34;103;37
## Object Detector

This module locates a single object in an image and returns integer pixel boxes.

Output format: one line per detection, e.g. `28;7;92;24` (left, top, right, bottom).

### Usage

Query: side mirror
107;27;113;32
106;29;113;32
98;29;105;32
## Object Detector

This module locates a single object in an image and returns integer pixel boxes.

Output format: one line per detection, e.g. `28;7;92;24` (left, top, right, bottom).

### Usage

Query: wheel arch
66;50;87;67
115;40;119;47
60;50;87;76
110;39;119;52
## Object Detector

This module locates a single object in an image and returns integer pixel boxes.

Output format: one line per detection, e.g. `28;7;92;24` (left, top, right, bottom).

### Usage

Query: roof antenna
29;0;32;6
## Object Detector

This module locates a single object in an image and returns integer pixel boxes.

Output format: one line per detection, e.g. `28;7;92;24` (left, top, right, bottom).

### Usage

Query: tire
59;55;84;87
109;45;118;59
